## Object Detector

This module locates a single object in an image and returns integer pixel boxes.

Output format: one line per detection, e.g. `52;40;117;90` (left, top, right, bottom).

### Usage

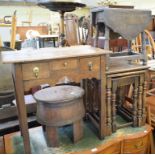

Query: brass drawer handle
88;62;93;71
63;62;68;67
134;141;144;149
33;67;39;78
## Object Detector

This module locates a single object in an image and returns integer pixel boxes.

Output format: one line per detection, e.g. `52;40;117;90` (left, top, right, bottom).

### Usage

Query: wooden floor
2;121;154;154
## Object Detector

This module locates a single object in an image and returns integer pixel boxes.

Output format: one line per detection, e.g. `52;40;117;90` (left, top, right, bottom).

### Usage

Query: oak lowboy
1;45;111;153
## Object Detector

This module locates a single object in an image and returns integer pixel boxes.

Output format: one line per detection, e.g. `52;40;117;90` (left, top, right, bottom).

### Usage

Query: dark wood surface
90;7;151;68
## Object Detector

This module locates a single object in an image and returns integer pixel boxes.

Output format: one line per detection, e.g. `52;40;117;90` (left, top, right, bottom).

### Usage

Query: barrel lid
33;85;84;103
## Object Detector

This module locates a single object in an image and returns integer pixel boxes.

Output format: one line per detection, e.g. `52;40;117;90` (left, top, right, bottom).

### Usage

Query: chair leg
46;126;59;147
73;119;83;143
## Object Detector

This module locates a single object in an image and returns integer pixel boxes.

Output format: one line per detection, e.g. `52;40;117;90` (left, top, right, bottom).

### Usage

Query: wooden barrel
34;85;85;127
0;47;15;106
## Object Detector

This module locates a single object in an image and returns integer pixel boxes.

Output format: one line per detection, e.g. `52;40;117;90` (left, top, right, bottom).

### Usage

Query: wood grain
22;62;50;80
1;45;111;64
12;64;31;153
51;58;78;71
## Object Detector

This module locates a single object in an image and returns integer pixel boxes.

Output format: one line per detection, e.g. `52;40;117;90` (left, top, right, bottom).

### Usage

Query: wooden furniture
16;26;48;41
107;60;148;132
38;0;85;47
146;67;155;127
0;137;4;154
147;67;155;89
132;30;155;59
37;34;59;48
91;7;152;69
147;15;155;31
84;60;148;136
146;95;155;127
65;14;80;46
34;85;85;147
4;124;154;154
0;11;17;49
1;45;111;153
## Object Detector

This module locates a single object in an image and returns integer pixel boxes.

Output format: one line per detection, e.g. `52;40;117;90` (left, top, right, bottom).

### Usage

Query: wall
0;0;155;27
0;6;89;26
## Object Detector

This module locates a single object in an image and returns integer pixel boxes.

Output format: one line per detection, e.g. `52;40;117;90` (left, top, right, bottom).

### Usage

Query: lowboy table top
1;45;111;64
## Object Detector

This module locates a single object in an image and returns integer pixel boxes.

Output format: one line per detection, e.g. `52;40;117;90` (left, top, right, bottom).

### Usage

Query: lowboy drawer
51;58;78;71
80;56;100;72
123;135;148;153
22;62;50;80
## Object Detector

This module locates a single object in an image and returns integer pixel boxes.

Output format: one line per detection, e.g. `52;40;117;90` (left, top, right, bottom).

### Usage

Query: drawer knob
134;141;143;149
33;67;39;78
64;62;68;67
88;62;93;71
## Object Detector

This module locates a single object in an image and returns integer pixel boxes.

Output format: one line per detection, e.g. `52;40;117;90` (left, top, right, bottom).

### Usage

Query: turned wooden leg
133;78;138;127
106;78;112;135
73;120;83;143
112;81;117;132
46;126;59;147
142;79;147;125
138;75;144;126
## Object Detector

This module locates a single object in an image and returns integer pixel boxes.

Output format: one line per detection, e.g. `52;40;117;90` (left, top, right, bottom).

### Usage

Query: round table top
38;1;86;12
33;85;84;103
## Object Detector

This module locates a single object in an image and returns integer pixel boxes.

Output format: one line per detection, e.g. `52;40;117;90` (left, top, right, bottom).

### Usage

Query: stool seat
33;85;84;104
34;85;85;147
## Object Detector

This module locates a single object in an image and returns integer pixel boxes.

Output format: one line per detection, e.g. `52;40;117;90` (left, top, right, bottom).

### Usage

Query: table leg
106;78;112;135
112;81;117;132
133;77;138;127
100;55;108;138
142;73;147;125
13;64;31;153
73;120;83;143
137;74;143;126
46;126;58;147
12;75;23;136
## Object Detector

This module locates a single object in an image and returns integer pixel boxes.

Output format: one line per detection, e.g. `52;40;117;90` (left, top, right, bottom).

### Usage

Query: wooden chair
132;30;155;59
64;14;80;46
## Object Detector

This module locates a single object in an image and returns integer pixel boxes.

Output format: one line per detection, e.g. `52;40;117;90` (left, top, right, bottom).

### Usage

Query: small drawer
80;56;100;72
123;135;148;153
99;142;121;154
51;58;78;71
22;62;50;80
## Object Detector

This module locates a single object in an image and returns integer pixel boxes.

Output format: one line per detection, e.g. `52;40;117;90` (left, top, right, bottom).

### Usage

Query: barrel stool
33;85;85;147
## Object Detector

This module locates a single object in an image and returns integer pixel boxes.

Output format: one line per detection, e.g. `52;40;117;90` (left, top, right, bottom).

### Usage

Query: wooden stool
34;85;85;147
